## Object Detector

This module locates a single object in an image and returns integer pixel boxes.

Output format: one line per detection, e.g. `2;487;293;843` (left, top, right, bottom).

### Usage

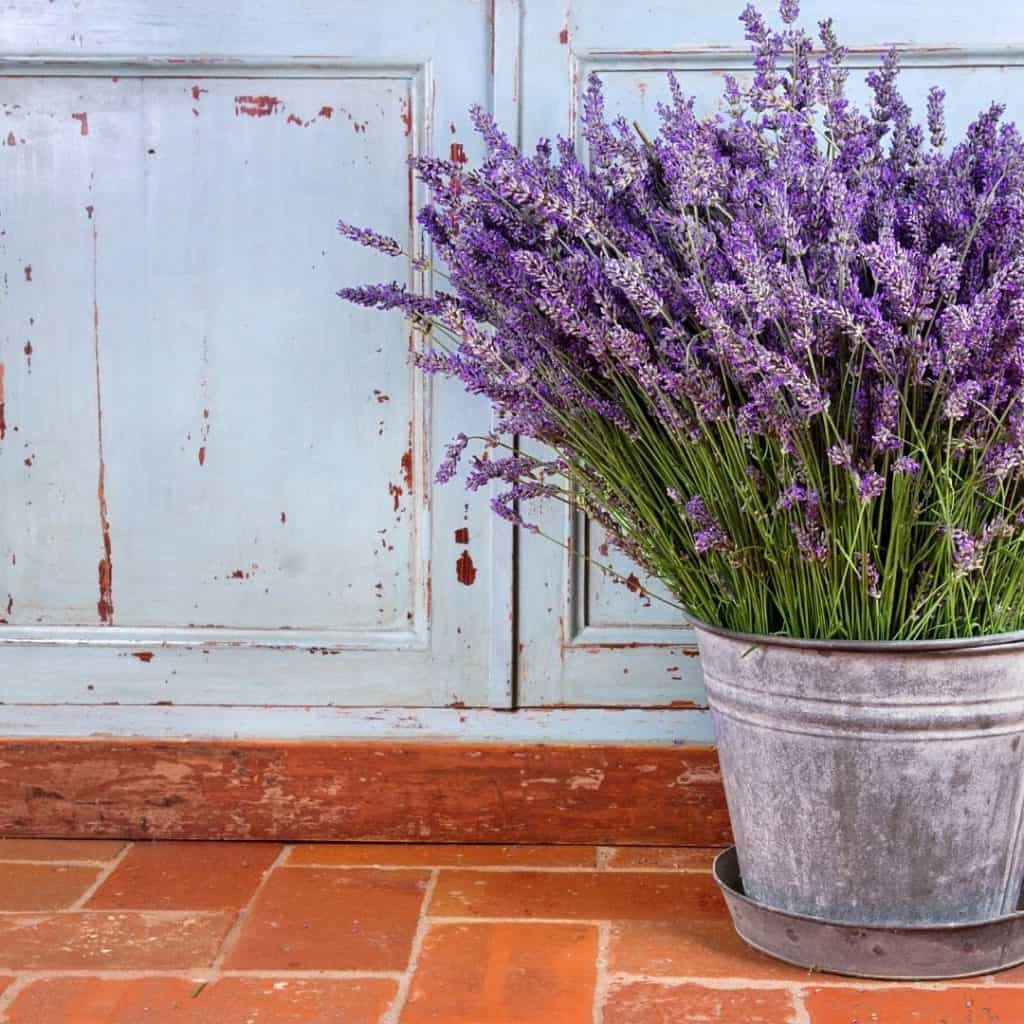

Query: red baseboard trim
0;738;732;845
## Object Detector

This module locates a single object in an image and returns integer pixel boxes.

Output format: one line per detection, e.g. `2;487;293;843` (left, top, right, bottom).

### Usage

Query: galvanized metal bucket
694;621;1024;929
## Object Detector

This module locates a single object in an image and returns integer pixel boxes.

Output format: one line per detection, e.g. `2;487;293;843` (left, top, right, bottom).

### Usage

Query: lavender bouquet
338;2;1024;642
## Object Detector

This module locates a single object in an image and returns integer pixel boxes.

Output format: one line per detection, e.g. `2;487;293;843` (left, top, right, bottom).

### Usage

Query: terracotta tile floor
0;840;1022;1022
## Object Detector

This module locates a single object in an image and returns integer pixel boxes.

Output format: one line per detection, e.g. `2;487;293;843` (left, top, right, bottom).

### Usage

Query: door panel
516;0;1024;707
0;2;515;707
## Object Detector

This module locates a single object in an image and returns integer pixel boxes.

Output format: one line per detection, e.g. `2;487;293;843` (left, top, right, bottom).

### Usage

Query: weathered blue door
0;1;516;714
516;0;1024;710
4;1;1024;738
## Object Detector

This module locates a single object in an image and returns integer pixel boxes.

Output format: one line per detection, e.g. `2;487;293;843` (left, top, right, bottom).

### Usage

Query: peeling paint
559;26;569;44
388;482;403;513
92;210;114;625
22;265;31;282
319;106;334;119
0;362;5;441
23;341;32;371
450;142;468;164
286;113;304;126
71;112;89;136
190;85;207;101
132;651;155;663
400;448;414;492
456;550;477;586
234;95;281;118
454;527;470;544
197;446;206;466
4;132;14;147
400;97;412;137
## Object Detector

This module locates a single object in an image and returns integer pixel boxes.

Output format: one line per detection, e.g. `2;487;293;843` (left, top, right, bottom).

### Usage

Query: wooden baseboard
0;738;732;845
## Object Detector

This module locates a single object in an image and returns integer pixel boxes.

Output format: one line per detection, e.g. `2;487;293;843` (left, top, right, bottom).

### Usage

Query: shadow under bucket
694;620;1024;977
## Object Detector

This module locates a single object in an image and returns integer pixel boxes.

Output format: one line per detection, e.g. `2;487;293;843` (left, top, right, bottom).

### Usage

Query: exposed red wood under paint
456;550;477;586
5;131;14;147
450;142;467;164
197;446;206;466
190;85;207;101
319;105;334;119
234;95;281;118
400;98;412;137
454;527;470;544
91;214;114;626
0;739;731;844
488;0;496;73
23;341;32;371
71;112;89;136
559;27;570;44
388;482;403;513
131;651;155;663
286;113;303;126
400;448;414;492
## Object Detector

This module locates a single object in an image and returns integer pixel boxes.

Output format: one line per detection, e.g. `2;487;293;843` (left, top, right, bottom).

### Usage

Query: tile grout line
0;978;32;1022
790;985;813;1024
0;859;128;868
0;969;406;982
67;842;134;911
592;920;611;1024
605;971;987;991
279;863;713;874
208;844;293;974
380;867;439;1024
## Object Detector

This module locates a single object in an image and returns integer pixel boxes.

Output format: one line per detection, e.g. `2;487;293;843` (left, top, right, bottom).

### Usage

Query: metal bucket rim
687;614;1024;655
713;848;1024;932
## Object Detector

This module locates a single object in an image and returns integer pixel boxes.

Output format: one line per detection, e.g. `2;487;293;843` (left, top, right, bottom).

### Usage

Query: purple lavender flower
336;0;1024;640
893;455;921;475
336;221;402;256
857;471;886;502
435;433;469;484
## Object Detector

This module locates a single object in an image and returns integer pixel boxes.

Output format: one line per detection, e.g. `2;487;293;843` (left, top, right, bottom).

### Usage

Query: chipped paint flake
234;95;281;118
400;448;414;492
388;482;404;513
454;527;469;545
92;213;114;625
456;550;477;586
450;142;467;164
71;112;89;136
569;769;605;791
